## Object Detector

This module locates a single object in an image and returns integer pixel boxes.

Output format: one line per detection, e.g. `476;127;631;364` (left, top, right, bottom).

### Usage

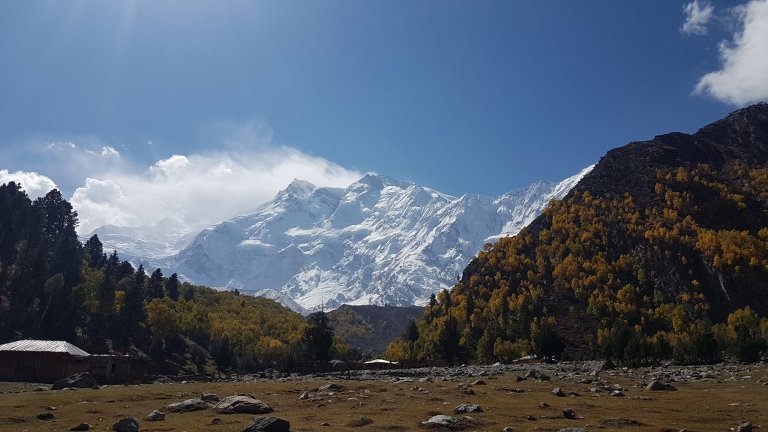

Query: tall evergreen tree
146;269;164;300
303;312;334;362
165;273;180;301
84;234;105;268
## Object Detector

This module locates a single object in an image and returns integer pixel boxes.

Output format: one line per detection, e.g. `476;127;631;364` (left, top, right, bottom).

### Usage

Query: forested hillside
0;183;350;373
392;104;768;366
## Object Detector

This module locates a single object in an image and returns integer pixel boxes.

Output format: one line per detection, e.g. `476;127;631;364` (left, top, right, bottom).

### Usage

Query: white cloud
694;1;768;105
101;146;120;158
0;170;58;199
682;1;715;35
70;144;362;235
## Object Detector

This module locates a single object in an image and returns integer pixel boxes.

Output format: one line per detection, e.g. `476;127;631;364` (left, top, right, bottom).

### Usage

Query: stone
166;398;210;413
213;395;273;414
563;408;578;419
539;402;550;408
37;412;55;420
242;416;290;432
454;403;483;414
201;393;220;403
527;415;537;421
211;418;223;425
557;429;587;432
471;379;486;385
552;387;566;397
646;380;677;391
737;422;753;432
298;391;310;400
502;428;514;432
147;410;165;421
112;417;139;432
318;383;342;391
422;415;461;427
52;372;97;390
347;416;374;427
610;390;625;397
70;423;92;431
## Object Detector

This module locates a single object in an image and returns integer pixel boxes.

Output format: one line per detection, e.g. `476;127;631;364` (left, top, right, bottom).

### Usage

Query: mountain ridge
95;168;592;313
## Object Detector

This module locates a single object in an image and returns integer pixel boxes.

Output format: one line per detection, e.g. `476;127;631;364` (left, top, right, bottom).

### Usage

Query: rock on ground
213;395;273;414
112;417;139;432
202;393;220;403
147;410;165;421
454;404;483;414
70;423;92;431
646;380;677;391
318;383;343;391
166;398;210;413
242;416;290;432
52;372;97;390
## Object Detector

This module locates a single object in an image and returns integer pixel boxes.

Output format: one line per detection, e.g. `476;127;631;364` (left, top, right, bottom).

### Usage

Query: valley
0;361;765;432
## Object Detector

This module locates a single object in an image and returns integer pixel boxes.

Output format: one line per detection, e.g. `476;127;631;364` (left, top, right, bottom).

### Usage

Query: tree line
0;182;351;373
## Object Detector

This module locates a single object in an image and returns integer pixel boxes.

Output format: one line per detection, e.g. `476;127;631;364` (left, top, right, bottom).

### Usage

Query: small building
89;354;147;383
363;358;399;370
0;340;91;382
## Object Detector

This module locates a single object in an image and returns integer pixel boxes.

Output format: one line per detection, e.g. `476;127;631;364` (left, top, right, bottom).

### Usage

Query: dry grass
0;365;766;432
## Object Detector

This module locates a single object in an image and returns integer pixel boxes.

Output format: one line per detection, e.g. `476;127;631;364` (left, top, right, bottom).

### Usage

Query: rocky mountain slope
327;304;424;353
412;103;768;363
143;167;592;312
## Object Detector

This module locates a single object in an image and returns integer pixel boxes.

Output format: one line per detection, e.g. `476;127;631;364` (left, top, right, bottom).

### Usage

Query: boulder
454;404;483;414
318;383;342;391
646;380;677;391
422;415;461;427
70;423;92;431
202;393;220;403
737;422;753;432
346;416;374;427
37;412;55;420
557;429;587;432
563;408;578;419
112;417;139;432
146;410;165;421
166;398;210;413
52;372;97;390
213;395;273;414
552;387;566;397
242;416;290;432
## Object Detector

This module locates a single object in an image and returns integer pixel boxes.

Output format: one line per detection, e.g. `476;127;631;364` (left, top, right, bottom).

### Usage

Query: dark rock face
242;416;290;432
52;372;97;390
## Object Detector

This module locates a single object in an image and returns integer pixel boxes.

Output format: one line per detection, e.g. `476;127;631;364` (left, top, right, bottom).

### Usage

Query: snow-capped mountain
84;218;198;261
143;166;593;312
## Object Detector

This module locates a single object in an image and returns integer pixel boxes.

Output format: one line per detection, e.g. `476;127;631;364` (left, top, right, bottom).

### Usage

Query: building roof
0;340;90;357
363;359;399;365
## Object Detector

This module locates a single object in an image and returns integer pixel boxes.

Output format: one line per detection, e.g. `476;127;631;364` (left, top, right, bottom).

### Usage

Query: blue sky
1;1;767;233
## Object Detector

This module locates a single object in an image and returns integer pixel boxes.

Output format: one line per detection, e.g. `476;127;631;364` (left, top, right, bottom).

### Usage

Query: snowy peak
155;167;593;313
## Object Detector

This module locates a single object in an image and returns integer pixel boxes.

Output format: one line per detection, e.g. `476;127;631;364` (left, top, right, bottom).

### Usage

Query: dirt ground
0;362;766;432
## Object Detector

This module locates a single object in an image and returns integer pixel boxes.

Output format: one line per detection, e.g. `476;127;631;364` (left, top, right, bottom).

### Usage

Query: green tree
303;312;334;362
165;273;180;301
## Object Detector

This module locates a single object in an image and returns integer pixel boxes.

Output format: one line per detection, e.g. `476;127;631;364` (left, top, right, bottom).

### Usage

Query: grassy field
0;364;766;432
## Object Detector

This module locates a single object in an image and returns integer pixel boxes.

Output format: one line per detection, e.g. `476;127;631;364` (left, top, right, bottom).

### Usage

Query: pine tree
165;273;180;301
146;269;164;300
303;312;334;362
